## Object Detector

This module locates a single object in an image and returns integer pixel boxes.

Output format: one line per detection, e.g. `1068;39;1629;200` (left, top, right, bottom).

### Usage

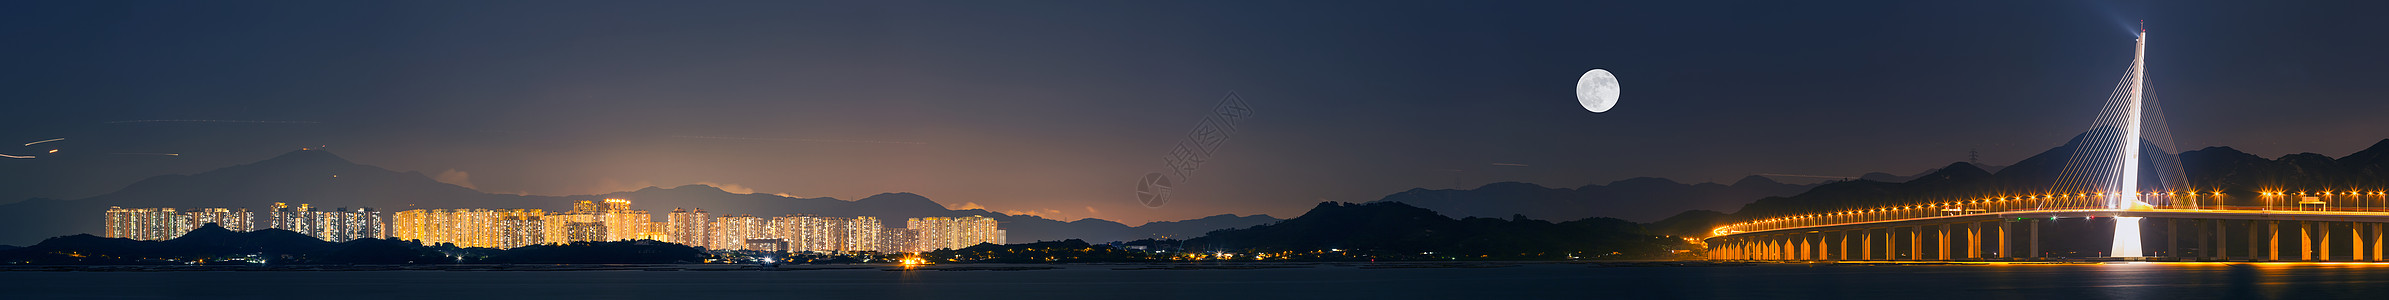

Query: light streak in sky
23;138;64;146
670;135;925;145
105;120;320;125
0;154;31;159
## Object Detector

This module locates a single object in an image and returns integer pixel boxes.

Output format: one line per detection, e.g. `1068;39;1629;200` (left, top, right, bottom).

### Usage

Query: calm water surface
4;263;2387;299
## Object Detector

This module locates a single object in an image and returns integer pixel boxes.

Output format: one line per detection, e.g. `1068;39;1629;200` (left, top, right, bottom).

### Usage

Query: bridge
1705;27;2389;262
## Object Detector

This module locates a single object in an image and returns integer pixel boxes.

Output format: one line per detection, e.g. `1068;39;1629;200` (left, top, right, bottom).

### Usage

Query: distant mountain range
1371;175;1814;223
0;150;1276;246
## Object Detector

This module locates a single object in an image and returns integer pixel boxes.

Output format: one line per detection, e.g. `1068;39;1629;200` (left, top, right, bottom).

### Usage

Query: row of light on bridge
2257;191;2389;196
1714;191;2389;237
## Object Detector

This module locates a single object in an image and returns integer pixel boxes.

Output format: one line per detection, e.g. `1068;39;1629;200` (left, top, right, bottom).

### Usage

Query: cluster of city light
393;199;1003;254
105;203;383;242
1709;190;2389;237
106;199;1005;254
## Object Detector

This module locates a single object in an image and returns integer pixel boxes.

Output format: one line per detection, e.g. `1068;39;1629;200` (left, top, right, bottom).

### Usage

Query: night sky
5;0;2387;224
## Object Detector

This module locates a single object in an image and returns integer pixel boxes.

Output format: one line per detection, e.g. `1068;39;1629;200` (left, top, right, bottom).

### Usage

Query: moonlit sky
4;0;2388;224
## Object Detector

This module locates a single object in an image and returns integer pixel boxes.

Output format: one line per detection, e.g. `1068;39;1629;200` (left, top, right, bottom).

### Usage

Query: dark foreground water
5;262;2388;299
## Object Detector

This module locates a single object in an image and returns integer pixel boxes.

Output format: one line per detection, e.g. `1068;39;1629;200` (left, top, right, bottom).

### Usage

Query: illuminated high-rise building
267;202;305;234
605;208;652;241
183;208;254;232
391;210;427;245
796;215;843;252
641;221;669;241
552;198;654;242
316;207;385;242
571;200;600;213
103;207;184;241
563;218;607;243
880;228;921;254
499;214;545;248
390;208;542;248
906;216;1002;251
260;203;380;242
768;214;799;249
668;208;713;247
712;214;767;250
843;216;881;253
553;199;649;243
110;207;254;238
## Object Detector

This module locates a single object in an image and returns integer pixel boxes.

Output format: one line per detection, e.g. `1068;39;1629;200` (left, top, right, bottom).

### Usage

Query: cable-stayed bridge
1707;27;2389;262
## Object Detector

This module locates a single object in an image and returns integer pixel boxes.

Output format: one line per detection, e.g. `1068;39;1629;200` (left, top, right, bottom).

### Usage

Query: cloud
946;202;987;210
694;181;756;194
1003;208;1066;219
433;169;476;190
1084;206;1102;216
772;193;805;198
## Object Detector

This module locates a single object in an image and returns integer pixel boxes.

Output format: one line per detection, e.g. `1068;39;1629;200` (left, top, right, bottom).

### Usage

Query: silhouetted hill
0;223;443;264
0;223;712;264
1184;202;1684;260
0;150;1278;245
927;239;1146;263
1372;175;1811;223
1132;214;1282;239
1645;210;1731;237
1711;137;2389;231
1859;172;1913;183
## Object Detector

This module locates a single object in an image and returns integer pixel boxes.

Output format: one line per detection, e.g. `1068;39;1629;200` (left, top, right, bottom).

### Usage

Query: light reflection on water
7;263;2389;299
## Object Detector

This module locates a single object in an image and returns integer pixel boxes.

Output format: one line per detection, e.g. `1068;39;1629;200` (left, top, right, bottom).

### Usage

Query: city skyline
100;198;1005;254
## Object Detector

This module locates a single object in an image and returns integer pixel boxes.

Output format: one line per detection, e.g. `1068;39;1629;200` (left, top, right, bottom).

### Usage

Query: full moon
1574;69;1620;113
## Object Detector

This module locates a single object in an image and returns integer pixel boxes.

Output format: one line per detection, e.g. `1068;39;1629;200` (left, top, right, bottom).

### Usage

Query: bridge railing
1711;191;2389;237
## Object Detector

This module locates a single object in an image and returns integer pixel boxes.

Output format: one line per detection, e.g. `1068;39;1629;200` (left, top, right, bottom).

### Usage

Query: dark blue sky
5;0;2387;223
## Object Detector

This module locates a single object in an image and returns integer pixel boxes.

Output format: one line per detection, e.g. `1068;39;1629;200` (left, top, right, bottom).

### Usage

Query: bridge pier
2167;219;2180;259
1937;224;1950;260
2200;219;2215;260
1775;236;1785;260
1884;227;1895;260
2302;221;2314;261
1998;220;2011;259
1805;233;1816;261
1909;226;1920;260
2252;220;2264;261
2029;220;2040;259
1861;228;1873;260
1970;222;1982;260
2269;221;2281;261
2352;222;2364;261
2322;221;2333;261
